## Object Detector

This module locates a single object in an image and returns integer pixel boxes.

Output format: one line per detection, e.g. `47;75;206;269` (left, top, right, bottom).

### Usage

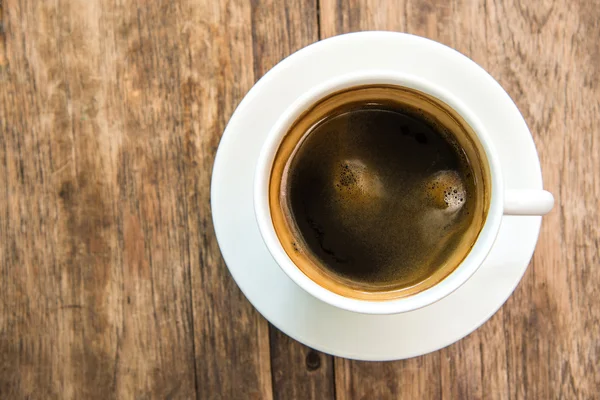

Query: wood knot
305;350;321;371
58;181;75;203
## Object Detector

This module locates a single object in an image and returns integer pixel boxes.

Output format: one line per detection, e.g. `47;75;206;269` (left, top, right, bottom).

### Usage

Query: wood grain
321;0;600;399
0;0;271;398
179;1;273;398
1;0;598;399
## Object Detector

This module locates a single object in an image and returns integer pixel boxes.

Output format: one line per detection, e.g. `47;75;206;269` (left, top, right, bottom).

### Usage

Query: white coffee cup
254;70;553;315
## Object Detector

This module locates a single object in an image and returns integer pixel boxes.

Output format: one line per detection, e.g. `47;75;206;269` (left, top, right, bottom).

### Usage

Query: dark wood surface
1;0;598;398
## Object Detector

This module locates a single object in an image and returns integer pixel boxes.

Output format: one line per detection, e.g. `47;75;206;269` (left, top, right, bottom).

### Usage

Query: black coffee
270;86;488;298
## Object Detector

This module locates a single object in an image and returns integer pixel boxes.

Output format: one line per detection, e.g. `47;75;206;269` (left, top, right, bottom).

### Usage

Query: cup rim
254;70;504;314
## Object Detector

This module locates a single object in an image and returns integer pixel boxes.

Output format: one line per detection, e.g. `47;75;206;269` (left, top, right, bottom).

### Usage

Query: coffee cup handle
504;189;554;215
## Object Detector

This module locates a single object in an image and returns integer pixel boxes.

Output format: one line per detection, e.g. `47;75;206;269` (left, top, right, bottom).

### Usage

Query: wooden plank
0;0;273;398
321;0;599;398
496;0;600;398
249;1;336;399
178;0;274;398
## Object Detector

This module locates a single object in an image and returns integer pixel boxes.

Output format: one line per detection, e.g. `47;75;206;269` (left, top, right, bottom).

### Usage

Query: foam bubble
424;170;467;212
330;159;384;223
332;160;383;198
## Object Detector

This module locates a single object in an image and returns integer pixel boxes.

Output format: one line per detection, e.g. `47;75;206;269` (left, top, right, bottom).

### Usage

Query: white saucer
211;32;544;361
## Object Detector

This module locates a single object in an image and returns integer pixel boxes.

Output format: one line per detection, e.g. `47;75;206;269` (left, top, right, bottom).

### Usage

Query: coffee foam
424;170;466;211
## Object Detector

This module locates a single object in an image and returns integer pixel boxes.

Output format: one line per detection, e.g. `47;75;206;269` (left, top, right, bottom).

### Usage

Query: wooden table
1;0;598;398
